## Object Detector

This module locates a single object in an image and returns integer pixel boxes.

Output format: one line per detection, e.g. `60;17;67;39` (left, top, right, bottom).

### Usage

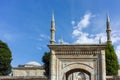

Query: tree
0;40;12;76
105;43;119;75
42;52;50;77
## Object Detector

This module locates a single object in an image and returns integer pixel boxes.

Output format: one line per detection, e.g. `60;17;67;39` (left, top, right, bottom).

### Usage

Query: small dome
25;61;41;67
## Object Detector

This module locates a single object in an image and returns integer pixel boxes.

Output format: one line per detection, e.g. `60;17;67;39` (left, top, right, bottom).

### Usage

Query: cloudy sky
0;0;120;67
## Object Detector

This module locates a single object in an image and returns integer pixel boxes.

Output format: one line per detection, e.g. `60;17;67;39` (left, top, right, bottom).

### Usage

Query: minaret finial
60;36;63;44
107;12;110;22
106;12;112;43
50;11;56;44
99;36;101;44
52;10;55;21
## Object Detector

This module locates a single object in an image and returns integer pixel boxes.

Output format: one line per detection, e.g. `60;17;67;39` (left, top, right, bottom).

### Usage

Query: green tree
42;52;50;77
0;40;12;76
105;43;119;75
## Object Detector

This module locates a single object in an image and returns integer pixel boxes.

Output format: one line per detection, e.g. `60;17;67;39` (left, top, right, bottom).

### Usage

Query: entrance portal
48;45;106;80
48;11;111;80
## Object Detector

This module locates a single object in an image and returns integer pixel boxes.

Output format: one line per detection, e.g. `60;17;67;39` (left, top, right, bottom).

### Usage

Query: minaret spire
106;13;112;43
52;11;55;21
60;36;63;44
50;11;56;44
99;36;101;44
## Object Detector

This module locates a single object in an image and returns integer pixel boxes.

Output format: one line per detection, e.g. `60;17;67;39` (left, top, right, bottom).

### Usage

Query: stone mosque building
11;13;120;80
12;61;45;77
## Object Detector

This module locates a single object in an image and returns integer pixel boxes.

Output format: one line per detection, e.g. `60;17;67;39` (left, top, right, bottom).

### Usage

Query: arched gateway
48;12;111;80
48;44;106;80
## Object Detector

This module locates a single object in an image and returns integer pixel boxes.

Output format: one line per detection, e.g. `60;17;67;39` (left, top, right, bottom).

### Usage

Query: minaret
50;11;56;44
99;36;101;44
60;37;63;44
106;13;112;43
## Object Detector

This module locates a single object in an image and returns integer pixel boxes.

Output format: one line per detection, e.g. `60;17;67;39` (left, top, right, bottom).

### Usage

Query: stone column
50;50;56;80
97;55;100;80
101;50;106;80
91;72;94;80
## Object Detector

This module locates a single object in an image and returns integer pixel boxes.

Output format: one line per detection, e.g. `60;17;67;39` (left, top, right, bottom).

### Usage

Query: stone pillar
101;50;106;80
50;50;56;80
97;55;100;80
59;61;62;80
91;72;94;80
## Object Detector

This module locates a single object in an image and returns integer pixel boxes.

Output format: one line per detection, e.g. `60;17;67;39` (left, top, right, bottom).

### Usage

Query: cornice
48;44;106;51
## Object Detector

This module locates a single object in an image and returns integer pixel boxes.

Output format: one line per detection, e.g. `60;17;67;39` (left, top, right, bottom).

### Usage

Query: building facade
48;13;113;80
12;61;45;77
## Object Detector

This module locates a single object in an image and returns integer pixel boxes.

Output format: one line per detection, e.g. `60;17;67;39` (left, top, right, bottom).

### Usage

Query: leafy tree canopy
42;52;50;77
0;40;12;76
105;43;119;75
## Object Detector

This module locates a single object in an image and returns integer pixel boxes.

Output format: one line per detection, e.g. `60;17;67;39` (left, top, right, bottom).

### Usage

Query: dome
25;61;41;67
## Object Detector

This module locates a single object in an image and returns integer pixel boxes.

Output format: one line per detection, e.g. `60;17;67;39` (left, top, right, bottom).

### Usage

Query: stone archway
65;68;91;80
48;45;106;80
62;62;93;80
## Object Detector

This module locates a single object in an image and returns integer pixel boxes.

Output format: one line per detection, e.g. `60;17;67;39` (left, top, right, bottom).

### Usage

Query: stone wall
0;76;47;80
118;69;120;76
12;67;45;77
106;76;120;80
1;76;120;80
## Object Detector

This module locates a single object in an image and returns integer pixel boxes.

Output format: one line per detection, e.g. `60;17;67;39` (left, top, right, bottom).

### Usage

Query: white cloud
72;12;102;44
77;12;91;28
116;45;120;61
72;29;81;37
35;34;50;51
40;34;49;39
36;47;42;50
38;34;50;41
72;12;120;62
72;12;120;44
74;32;106;44
73;12;92;31
111;31;120;44
71;20;75;26
72;12;95;38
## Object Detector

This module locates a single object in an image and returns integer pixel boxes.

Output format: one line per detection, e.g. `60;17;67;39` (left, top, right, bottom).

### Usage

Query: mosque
8;12;120;80
12;61;45;77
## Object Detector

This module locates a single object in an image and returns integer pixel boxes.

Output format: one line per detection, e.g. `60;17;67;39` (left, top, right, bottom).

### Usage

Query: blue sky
0;0;120;67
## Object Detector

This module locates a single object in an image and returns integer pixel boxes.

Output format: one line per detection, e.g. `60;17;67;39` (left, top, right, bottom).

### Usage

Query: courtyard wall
0;76;47;80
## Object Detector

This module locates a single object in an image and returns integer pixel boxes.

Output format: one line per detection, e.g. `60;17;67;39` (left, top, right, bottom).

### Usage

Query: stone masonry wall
0;76;47;80
106;76;120;80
